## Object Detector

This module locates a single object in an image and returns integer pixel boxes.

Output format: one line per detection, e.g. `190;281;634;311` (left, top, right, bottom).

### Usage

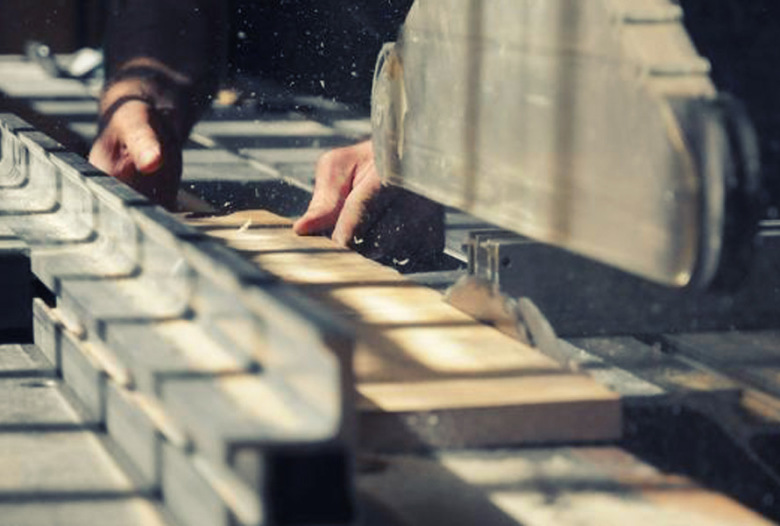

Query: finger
331;163;382;246
113;155;140;183
87;141;113;174
292;202;342;235
89;136;137;181
292;151;355;235
111;102;163;174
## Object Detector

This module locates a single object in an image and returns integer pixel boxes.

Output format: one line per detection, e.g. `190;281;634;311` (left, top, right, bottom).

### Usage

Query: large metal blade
372;0;761;289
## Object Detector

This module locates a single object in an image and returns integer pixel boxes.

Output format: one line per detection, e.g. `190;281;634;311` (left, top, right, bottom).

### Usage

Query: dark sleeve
104;0;228;130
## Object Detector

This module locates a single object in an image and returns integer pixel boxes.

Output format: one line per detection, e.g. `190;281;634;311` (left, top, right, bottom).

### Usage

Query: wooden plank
184;210;622;447
59;326;107;422
358;447;772;526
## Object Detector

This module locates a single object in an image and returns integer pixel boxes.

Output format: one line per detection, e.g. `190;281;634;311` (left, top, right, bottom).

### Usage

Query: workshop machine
372;0;780;338
2;1;780;525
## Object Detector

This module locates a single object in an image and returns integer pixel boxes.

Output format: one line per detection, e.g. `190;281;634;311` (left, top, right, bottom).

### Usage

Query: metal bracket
445;275;577;371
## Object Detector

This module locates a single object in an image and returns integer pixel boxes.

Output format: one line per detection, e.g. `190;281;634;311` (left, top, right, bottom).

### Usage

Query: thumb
293;150;356;235
293;201;342;235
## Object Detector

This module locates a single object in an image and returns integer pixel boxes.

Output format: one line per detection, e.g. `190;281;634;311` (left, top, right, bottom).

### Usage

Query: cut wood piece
0;361;82;428
184;210;295;230
0;430;137;494
359;376;620;450
0;343;51;374
162;445;221;526
0;342;171;526
105;376;190;491
59;327;107;422
0;498;171;526
359;376;615;413
185;210;622;448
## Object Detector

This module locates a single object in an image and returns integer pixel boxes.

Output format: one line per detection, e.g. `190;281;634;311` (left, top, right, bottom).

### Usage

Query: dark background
679;0;780;208
5;1;780;159
0;0;413;106
0;0;104;53
228;0;413;105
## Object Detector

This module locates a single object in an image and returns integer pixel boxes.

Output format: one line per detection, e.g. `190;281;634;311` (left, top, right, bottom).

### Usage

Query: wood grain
183;210;622;448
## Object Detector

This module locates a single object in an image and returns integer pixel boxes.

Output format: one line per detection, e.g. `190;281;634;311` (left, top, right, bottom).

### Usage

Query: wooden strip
360;446;772;526
185;210;622;446
359;375;618;413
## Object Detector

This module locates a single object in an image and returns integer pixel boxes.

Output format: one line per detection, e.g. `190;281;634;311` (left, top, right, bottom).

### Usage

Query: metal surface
445;275;575;369
372;0;761;288
0;114;356;526
0;344;172;526
465;229;780;336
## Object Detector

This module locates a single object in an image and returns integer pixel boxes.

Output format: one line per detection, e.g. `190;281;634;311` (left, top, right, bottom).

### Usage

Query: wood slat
184;210;622;448
359;447;773;526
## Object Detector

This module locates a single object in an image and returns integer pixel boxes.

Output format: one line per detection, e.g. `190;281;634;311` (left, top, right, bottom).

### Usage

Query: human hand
293;140;381;246
294;139;446;272
89;98;182;210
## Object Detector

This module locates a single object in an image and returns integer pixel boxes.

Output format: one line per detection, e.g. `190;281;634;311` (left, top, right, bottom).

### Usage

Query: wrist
100;73;177;113
99;79;183;145
97;94;154;134
100;57;209;145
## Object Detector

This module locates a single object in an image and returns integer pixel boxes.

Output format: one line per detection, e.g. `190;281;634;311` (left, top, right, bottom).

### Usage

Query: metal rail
465;229;780;336
0;114;356;526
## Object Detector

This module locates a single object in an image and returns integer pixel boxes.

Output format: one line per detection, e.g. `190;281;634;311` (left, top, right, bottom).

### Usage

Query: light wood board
359;447;773;526
183;210;621;449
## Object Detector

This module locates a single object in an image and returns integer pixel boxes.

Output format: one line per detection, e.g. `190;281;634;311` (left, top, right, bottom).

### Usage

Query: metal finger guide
0;114;357;526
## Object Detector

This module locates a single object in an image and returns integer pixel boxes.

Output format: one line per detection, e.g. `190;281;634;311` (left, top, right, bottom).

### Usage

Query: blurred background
0;1;104;54
0;0;414;106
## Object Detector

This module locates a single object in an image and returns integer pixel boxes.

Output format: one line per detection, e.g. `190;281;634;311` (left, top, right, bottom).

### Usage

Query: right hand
293;140;446;271
293;140;381;246
89;100;182;210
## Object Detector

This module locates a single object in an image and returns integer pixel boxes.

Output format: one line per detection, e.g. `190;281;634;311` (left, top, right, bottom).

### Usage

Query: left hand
89;78;184;210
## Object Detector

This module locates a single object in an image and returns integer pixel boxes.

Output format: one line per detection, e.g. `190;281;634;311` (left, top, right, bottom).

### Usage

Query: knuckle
316;150;339;169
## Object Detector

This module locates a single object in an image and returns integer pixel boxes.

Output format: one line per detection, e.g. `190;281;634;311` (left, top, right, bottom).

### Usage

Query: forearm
101;0;228;140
